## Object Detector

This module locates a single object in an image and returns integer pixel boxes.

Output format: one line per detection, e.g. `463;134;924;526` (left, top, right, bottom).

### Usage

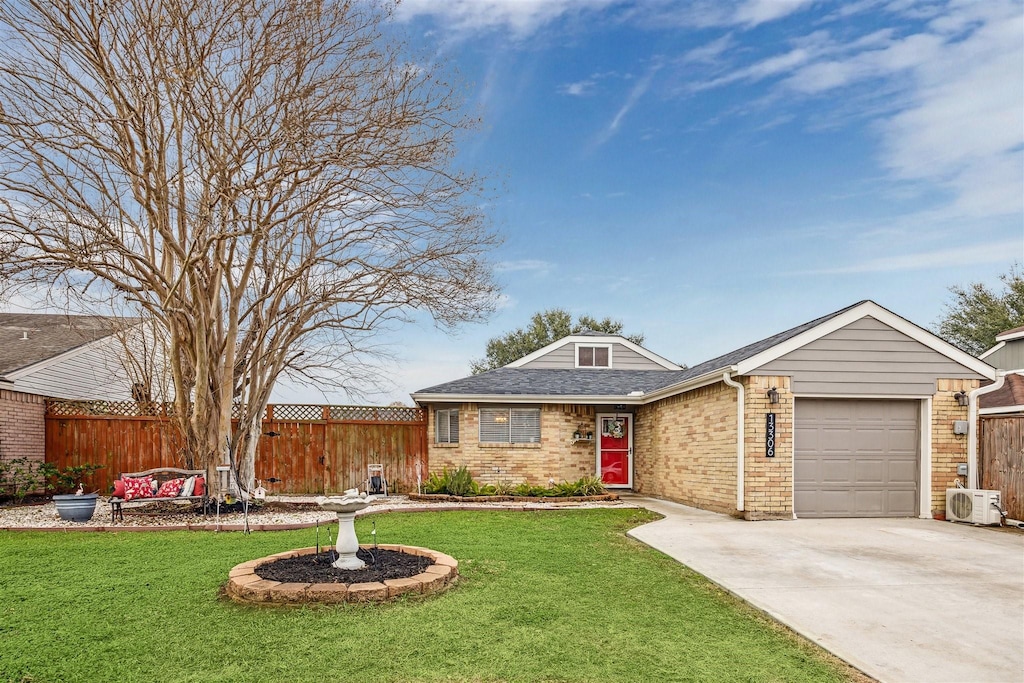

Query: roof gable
506;334;681;370
732;301;994;380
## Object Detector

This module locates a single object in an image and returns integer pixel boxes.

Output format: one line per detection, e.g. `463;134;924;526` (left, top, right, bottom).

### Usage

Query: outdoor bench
109;467;208;523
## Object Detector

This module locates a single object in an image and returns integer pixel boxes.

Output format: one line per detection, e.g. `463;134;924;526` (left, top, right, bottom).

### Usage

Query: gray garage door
795;398;919;518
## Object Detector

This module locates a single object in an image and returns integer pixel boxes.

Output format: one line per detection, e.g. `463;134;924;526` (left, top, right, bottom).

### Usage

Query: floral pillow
122;477;154;501
156;478;184;498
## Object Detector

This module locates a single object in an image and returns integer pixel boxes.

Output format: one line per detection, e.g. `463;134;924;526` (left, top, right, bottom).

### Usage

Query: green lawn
0;509;857;682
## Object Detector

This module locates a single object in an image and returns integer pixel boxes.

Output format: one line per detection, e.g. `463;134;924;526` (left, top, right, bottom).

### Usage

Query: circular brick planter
226;544;458;605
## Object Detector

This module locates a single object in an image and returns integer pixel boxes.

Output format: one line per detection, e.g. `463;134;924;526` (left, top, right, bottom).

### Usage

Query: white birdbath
316;489;375;570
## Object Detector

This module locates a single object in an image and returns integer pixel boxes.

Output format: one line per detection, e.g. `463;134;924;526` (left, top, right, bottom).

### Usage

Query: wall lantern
954;390;969;407
766;387;780;404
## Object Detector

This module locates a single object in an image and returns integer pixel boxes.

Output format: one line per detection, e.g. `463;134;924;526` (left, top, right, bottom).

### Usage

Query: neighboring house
412;301;995;520
978;326;1024;415
0;313;154;464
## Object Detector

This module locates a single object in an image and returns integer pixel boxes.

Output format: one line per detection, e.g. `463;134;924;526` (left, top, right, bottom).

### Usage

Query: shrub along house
412;301;995;520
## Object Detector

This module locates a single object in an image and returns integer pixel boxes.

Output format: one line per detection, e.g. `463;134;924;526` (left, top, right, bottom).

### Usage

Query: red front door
598;414;632;487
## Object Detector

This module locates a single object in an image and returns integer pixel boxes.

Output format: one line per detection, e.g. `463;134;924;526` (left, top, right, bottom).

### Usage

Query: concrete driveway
625;496;1024;683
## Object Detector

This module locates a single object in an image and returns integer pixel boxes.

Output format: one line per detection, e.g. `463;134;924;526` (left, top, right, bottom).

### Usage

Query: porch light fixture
766;387;780;404
954;390;969;407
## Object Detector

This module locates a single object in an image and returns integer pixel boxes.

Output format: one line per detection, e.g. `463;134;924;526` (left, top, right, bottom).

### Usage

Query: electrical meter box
957;463;969;476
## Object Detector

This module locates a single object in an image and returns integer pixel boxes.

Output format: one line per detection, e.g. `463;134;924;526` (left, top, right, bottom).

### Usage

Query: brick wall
742;376;793;520
426;403;598;486
931;378;979;516
633;381;739;514
0;389;46;463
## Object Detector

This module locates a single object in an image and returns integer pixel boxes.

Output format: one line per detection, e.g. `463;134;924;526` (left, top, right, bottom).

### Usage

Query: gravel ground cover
0;494;636;529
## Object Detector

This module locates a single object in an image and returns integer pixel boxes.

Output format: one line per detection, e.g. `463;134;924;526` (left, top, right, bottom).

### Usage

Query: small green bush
493;481;515;496
0;458;54;503
48;462;105;494
423;466;479;496
423;472;607;498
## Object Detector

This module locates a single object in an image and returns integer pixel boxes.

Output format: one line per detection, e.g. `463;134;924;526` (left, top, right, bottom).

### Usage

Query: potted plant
50;463;104;522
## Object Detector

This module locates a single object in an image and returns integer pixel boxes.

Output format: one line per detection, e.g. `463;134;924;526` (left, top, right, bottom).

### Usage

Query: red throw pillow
123;477;153;501
156;478;184;498
112;479;126;499
193;476;206;497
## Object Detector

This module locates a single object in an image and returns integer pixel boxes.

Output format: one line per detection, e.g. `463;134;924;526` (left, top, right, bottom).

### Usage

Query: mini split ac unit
946;489;1002;525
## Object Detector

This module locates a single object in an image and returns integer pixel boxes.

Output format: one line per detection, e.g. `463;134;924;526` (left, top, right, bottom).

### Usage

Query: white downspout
722;372;744;513
968;371;1007;489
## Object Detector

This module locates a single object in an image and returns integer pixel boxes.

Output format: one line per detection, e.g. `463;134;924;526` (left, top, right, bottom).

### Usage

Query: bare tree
0;0;498;493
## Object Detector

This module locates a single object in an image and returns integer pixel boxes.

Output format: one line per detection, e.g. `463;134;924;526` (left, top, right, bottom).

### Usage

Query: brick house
412;301;995;520
0;314;150;466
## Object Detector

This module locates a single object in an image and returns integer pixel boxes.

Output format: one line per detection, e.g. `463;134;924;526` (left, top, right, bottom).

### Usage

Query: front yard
0;509;860;682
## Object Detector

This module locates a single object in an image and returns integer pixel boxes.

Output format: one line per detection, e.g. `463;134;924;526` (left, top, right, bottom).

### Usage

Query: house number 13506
765;413;776;458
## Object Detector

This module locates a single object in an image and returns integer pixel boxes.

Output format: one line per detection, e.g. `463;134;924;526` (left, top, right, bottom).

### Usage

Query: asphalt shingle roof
414;301;867;398
0;313;120;377
416;368;687;396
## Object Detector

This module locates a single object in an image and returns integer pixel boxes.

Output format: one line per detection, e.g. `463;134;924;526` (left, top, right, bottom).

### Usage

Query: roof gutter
721;372;744;513
967;372;1008;489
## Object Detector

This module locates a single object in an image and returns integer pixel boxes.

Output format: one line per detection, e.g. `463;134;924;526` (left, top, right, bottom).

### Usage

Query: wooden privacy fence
979;415;1024;520
45;400;427;495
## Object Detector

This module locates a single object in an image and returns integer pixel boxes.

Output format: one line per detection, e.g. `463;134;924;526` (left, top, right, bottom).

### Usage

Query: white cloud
733;0;818;27
560;79;597;96
681;33;735;64
395;0;621;36
879;4;1024;217
800;240;1022;275
689;0;1024;221
594;63;661;146
399;0;826;36
494;259;553;273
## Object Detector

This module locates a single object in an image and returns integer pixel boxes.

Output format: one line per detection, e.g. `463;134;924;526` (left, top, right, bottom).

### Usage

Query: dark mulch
255;548;432;584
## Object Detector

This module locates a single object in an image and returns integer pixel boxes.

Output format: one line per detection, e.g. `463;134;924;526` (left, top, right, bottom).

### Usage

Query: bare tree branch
0;0;499;492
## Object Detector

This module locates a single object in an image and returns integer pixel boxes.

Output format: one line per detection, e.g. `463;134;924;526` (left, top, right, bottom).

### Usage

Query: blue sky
4;0;1020;405
286;0;1022;405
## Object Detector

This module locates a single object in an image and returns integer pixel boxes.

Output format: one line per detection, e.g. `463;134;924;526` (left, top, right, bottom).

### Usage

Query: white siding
984;340;1024;370
10;333;170;401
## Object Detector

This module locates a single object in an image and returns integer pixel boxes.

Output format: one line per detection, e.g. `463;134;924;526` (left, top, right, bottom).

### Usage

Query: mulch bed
255;548;432;584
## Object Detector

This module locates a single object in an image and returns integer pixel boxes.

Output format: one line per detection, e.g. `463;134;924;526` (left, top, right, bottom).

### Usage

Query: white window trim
435;408;459;444
575;343;613;369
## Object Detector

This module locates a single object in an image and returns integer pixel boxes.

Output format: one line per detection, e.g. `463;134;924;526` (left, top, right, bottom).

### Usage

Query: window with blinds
479;407;540;443
435;408;459;443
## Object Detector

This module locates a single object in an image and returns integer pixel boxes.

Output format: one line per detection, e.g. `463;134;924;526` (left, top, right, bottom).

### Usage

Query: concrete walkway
625;495;1024;683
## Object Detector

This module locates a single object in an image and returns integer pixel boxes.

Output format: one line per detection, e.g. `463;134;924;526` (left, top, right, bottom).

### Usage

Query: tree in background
471;309;644;373
0;0;498;494
937;266;1024;356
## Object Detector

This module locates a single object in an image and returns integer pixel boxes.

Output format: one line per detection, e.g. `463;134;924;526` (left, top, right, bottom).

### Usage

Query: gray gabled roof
415;368;687;397
0;313;122;377
414;302;866;400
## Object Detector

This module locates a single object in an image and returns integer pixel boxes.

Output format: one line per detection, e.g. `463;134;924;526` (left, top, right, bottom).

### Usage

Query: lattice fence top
327;405;425;422
47;400;423;423
47;400;173;417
